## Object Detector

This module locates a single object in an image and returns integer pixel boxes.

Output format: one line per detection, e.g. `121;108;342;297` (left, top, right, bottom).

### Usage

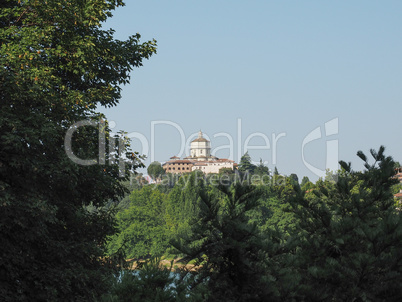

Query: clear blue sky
100;0;402;181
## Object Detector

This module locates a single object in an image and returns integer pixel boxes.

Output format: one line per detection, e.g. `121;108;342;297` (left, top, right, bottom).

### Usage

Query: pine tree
288;146;402;301
172;183;274;301
238;152;257;174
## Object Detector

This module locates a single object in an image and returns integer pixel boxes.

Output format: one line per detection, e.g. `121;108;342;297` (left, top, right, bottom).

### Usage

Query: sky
100;0;402;181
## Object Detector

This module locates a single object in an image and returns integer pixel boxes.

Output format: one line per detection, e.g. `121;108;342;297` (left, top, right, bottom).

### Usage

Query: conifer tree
172;183;273;301
288;146;402;301
238;152;257;174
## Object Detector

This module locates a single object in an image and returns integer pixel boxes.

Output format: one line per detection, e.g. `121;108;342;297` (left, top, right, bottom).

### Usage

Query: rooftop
191;130;209;143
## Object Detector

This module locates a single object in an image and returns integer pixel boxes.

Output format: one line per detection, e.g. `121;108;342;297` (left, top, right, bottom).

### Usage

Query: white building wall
190;141;211;158
192;161;234;174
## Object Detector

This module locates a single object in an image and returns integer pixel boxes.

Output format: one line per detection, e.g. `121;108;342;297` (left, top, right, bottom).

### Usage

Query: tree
300;176;314;192
273;175;299;200
0;1;156;300
147;161;165;181
107;186;168;259
289;173;299;184
100;257;199;302
172;183;274;301
288;146;402;300
254;159;270;176
218;167;235;175
300;176;310;188
238;152;257;174
248;185;297;237
164;171;207;239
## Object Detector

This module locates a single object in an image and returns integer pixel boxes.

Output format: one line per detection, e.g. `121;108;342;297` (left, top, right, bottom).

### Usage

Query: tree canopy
254;159;270;176
238;152;257;174
0;0;156;300
147;161;165;181
104;147;402;301
285;146;402;300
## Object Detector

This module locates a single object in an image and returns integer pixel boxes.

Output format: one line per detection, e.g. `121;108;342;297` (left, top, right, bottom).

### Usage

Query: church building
162;130;236;174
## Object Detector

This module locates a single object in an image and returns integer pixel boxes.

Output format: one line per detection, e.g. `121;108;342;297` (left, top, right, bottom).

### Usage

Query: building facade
162;130;235;174
192;159;235;174
190;131;211;159
396;167;402;183
163;157;194;174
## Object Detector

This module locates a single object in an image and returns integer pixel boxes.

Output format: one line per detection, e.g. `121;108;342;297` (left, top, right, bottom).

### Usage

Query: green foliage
289;173;299;184
101;258;177;302
172;183;274;301
249;187;297;236
147;161;165;181
238;152;257;174
100;257;206;302
0;0;156;300
273;175;299;200
107;147;402;301
107;186;168;259
300;176;315;192
300;176;310;188
324;169;339;183
391;182;402;195
254;159;270;176
288;146;402;300
163;171;207;238
218;167;235;175
115;174;149;210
